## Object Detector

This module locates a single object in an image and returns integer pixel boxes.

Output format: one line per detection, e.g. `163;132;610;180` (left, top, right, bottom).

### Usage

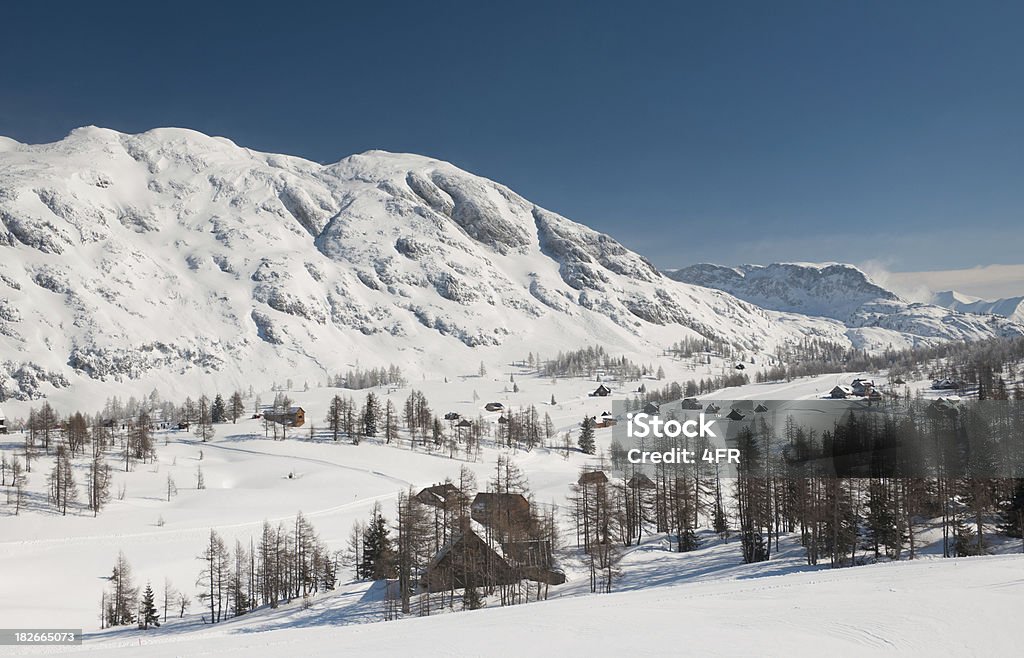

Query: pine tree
363;392;380;438
229;391;245;423
578;417;596;455
359;504;395;580
139;582;160;629
211;394;226;424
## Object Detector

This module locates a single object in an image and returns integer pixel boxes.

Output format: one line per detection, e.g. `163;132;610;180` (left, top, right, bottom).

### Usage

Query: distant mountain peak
932;290;1024;323
667;262;900;318
666;261;1022;348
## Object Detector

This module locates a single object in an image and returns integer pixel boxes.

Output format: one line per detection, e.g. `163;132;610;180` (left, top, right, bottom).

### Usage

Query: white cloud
882;264;1024;301
857;259;935;303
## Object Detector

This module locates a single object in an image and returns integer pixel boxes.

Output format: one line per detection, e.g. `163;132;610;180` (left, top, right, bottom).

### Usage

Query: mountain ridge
932;290;1024;323
0;127;822;399
666;261;1023;348
0;127;1021;400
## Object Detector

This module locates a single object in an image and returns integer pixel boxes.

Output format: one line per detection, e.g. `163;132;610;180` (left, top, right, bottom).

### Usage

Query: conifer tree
139;582;160;629
578;417;596;455
359;504;395;580
363;392;380;438
211;394;226;424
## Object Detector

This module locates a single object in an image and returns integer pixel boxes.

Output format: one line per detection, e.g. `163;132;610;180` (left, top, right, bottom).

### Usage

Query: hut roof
577;471;609;486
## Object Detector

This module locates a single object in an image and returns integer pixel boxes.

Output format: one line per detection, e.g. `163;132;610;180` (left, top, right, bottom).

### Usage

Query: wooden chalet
830;385;854;399
471;492;533;530
421;528;517;590
725;408;746;421
927;397;960;418
415;483;466;509
851;379;874;395
264;406;306;427
421;529;565;590
754;403;769;413
590;384;612;397
577;470;609;487
626;473;656;490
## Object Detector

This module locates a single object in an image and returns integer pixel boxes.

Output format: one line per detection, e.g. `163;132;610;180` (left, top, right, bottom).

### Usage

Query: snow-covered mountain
933;290;1024;324
0;128;1020;401
0;127;850;400
666;262;1024;349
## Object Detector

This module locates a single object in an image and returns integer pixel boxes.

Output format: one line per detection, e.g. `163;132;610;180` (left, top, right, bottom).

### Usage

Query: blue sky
2;1;1022;273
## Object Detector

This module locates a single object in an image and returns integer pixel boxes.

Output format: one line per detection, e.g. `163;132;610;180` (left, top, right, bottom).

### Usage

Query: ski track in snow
0;439;411;553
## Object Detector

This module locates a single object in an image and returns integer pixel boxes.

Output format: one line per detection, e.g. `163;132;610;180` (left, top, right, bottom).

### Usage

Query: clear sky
2;0;1022;274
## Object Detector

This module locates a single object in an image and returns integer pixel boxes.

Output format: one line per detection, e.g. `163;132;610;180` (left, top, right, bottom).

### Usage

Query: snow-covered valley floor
2;370;1022;657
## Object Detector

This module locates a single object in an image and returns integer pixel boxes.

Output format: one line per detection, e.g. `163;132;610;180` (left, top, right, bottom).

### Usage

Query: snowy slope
2;369;1022;656
0;127;855;401
17;555;1023;657
667;262;1024;350
933;290;1024;324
